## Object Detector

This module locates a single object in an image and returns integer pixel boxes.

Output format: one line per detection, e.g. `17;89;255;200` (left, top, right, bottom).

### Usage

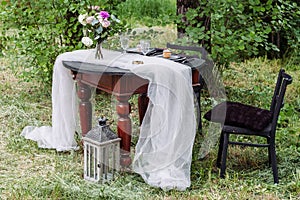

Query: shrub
0;0;126;90
178;0;300;66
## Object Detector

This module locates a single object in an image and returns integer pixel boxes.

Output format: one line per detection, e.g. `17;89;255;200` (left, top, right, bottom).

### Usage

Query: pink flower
88;5;100;11
92;5;100;10
101;19;111;28
99;11;110;19
86;16;95;24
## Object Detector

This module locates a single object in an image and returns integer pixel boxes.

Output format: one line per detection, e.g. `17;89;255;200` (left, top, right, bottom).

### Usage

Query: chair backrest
166;43;208;60
269;69;292;135
166;43;215;91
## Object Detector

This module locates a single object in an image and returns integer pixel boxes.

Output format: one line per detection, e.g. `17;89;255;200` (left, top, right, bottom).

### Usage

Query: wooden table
63;59;203;167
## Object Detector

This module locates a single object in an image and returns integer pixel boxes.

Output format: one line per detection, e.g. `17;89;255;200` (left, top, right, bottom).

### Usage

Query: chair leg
217;132;224;168
267;138;272;166
220;132;229;178
194;90;202;133
269;142;279;184
197;91;202;132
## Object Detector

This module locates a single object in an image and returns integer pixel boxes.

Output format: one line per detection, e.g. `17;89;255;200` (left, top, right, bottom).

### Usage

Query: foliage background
178;0;300;66
1;0;299;86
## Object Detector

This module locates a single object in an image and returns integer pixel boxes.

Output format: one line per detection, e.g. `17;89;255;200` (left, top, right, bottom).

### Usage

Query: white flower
78;14;88;25
97;15;104;23
81;37;93;47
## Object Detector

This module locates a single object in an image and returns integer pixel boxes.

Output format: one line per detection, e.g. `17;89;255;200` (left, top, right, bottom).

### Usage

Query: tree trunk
176;0;211;51
176;0;200;38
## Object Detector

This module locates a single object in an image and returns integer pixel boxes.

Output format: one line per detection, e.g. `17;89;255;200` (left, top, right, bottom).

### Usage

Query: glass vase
95;41;103;59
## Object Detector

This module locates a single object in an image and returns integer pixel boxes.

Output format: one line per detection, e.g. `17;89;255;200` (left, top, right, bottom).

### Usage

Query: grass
1;33;300;199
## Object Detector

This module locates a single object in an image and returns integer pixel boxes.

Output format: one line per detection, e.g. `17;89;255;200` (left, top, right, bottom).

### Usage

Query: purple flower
99;11;110;19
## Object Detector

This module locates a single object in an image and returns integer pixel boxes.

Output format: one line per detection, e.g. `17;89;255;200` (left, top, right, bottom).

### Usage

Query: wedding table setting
21;46;207;190
20;6;208;191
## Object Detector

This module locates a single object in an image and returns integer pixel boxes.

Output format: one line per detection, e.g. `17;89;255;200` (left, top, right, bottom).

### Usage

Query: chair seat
222;124;272;138
204;101;272;131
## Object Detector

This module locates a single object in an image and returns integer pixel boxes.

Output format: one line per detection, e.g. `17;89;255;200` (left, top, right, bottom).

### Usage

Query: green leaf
221;26;226;33
265;26;272;34
238;44;245;50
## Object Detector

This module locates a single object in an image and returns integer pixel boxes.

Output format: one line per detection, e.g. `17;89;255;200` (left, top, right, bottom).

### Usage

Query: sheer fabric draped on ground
21;49;196;191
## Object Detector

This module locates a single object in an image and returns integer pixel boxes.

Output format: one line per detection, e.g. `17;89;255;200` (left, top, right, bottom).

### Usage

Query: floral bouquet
78;6;121;59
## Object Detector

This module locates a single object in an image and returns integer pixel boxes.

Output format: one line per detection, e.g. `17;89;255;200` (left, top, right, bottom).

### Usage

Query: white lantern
83;118;121;183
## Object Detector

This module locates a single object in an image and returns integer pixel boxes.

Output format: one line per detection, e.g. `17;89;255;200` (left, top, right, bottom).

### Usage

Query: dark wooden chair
166;43;212;132
204;69;292;183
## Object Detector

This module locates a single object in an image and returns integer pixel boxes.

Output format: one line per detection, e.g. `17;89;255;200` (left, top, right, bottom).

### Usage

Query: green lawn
0;40;299;199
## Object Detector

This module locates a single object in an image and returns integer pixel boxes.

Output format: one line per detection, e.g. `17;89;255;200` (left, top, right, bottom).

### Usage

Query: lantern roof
85;125;118;143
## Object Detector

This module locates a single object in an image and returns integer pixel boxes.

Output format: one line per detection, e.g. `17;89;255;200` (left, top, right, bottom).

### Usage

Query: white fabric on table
21;49;196;191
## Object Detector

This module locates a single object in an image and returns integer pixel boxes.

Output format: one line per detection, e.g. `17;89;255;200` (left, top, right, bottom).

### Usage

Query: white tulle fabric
21;49;196;191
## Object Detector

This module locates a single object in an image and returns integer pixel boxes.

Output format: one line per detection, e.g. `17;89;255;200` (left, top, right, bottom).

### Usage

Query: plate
156;55;186;62
126;48;155;54
126;48;142;54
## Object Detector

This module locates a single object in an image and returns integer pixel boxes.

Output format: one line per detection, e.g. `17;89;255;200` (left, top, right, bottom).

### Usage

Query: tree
176;0;300;66
176;0;211;51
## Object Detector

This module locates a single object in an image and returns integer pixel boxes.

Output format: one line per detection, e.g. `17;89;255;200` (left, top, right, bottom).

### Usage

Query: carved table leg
138;93;149;125
116;95;132;167
77;81;92;137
